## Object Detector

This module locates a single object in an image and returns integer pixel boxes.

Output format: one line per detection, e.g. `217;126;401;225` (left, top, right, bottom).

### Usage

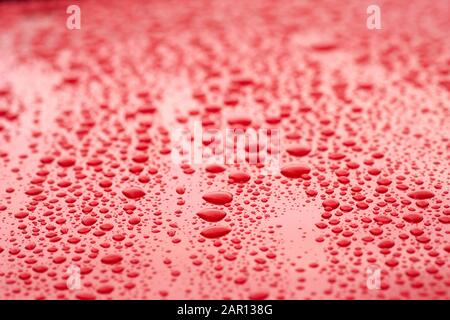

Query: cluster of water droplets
0;0;448;299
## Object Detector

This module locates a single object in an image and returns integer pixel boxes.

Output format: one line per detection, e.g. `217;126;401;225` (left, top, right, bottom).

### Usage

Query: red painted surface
0;0;449;299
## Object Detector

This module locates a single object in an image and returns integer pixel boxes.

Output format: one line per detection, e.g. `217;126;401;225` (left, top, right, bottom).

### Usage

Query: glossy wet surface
0;0;449;299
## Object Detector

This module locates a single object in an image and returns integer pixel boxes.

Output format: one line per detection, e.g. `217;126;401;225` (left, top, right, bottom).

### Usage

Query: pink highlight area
0;0;449;300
